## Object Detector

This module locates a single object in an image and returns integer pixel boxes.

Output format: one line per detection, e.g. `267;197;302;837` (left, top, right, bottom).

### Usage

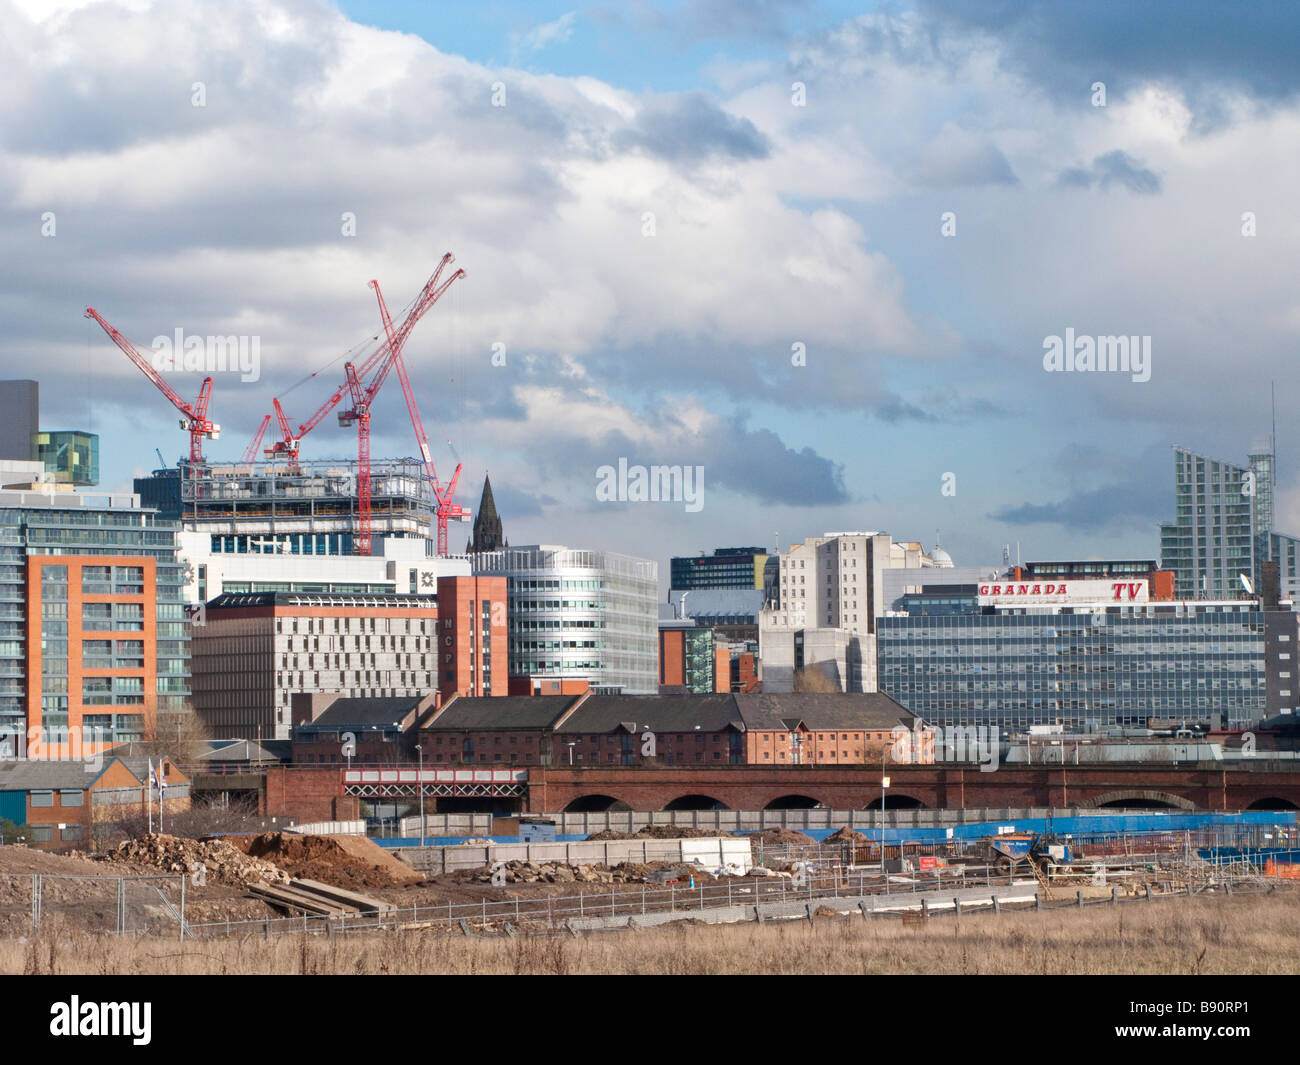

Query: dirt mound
233;833;424;889
101;834;289;887
823;827;872;846
743;828;816;846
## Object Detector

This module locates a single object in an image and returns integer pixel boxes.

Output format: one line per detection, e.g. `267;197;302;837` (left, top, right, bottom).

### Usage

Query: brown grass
4;891;1299;975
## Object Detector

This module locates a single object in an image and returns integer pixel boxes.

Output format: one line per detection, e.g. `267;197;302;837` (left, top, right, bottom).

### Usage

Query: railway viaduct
523;764;1300;813
252;763;1300;820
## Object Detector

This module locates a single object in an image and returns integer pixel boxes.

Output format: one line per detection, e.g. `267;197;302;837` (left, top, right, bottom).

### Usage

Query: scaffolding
176;457;433;543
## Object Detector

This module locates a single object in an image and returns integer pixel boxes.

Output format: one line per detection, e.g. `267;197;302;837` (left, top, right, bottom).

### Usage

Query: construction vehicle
983;816;1074;875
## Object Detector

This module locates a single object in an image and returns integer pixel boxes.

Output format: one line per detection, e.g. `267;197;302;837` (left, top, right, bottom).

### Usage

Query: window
31;791;54;808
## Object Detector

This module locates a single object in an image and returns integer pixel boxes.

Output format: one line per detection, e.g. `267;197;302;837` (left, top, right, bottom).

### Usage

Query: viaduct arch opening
563;794;631;813
864;795;926;810
1247;797;1299;811
764;794;826;810
1083;790;1196;811
663;794;729;811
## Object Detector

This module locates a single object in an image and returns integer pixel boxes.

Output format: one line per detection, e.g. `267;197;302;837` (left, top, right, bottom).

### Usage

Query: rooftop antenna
1272;380;1277;467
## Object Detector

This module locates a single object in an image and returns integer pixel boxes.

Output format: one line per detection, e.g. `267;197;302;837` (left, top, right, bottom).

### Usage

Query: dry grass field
3;890;1298;975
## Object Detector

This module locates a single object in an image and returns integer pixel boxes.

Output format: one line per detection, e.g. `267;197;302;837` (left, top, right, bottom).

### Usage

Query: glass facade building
472;545;658;694
0;490;188;750
671;547;768;592
877;602;1267;729
35;431;99;486
1159;446;1299;600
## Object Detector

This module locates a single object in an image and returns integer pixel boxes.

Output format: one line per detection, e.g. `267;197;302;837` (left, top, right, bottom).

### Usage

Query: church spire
467;473;505;553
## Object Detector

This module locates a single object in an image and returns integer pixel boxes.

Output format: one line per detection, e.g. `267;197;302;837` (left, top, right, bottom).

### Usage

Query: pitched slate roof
735;692;918;732
0;757;129;791
307;696;425;730
558;693;744;734
422;695;581;731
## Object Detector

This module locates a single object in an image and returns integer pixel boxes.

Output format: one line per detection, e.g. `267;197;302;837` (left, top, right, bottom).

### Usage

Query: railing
180;859;1289;940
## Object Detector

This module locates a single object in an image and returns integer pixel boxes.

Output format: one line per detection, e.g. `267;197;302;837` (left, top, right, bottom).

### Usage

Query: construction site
2;808;1297;971
96;252;470;561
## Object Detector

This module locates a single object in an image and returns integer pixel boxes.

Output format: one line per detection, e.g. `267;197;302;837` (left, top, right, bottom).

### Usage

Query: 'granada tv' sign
978;578;1149;605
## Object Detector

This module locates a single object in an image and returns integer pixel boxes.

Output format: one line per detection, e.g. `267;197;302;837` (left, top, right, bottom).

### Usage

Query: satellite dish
1240;574;1255;595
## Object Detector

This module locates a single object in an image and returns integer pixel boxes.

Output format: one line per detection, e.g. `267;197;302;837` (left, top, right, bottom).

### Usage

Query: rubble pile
103;834;290;887
586;825;727;841
467;859;719;885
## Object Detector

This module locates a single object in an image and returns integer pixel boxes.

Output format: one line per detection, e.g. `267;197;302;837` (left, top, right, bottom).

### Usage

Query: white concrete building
178;530;469;604
759;532;949;693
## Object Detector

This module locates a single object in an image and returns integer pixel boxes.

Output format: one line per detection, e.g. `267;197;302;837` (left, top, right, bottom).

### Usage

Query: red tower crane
263;253;464;472
84;307;221;463
370;278;468;557
240;414;272;465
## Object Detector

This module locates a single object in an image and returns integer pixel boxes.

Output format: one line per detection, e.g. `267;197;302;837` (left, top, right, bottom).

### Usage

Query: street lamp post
415;743;424;843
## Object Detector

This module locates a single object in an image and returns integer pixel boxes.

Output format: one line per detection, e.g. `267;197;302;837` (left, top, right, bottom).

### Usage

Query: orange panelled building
657;624;729;694
26;556;158;759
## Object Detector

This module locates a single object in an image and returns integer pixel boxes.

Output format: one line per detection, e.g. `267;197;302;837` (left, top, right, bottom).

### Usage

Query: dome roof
930;544;954;568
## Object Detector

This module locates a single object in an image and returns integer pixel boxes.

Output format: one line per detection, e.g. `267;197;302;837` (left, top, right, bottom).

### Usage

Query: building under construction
137;457;435;555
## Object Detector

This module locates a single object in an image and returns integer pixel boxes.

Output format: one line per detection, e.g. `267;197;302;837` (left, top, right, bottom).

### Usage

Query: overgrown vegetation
4;892;1298;975
0;819;28;845
91;795;272;850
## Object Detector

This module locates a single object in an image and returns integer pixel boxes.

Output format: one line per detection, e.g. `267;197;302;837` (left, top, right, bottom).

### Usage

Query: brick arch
763;794;831;810
663;794;730;811
562;794;632;812
863;794;927;810
1080;789;1196;810
1246;796;1299;810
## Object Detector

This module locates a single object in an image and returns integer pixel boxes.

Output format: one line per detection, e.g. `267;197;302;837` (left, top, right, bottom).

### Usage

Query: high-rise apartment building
1160;445;1300;600
0;470;188;756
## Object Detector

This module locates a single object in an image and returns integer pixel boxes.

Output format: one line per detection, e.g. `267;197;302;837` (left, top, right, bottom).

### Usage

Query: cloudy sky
5;0;1300;589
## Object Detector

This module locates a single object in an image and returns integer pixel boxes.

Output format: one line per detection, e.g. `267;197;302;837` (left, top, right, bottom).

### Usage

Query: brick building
290;693;438;765
416;691;928;768
420;695;576;767
0;756;189;851
435;574;507;698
